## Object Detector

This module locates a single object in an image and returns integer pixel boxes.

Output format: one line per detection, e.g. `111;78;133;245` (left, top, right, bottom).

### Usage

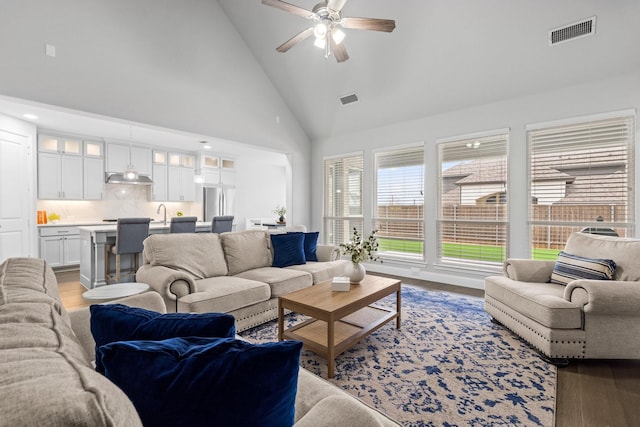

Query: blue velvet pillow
271;232;306;268
303;232;319;262
98;337;303;427
90;304;235;373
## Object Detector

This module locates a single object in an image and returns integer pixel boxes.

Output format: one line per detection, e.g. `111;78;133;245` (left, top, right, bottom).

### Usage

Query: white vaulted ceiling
218;0;640;140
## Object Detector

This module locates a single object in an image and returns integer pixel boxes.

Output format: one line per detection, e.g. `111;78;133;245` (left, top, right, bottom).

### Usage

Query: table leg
327;317;335;378
396;288;402;329
278;298;284;341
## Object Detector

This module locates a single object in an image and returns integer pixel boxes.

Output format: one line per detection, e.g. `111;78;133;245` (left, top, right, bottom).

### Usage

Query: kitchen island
79;222;211;289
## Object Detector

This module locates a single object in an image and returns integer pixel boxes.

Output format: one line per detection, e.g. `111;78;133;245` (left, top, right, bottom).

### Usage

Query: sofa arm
136;264;197;302
68;292;167;362
503;258;556;282
316;244;341;262
564;280;640;315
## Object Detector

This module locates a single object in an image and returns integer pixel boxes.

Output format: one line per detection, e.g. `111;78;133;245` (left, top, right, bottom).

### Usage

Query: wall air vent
549;16;596;45
339;93;359;106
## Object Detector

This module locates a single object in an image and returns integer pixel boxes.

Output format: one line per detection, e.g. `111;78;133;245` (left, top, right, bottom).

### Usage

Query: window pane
437;133;509;267
374;146;424;259
528;115;635;259
324;154;364;245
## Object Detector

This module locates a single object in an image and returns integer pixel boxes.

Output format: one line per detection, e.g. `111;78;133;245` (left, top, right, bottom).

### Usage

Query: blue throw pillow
271;232;306;268
550;251;617;285
98;337;303;427
303;232;319;262
90;304;235;373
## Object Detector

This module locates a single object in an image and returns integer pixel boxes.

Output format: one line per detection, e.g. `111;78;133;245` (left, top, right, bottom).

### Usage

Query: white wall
0;0;311;226
311;71;640;289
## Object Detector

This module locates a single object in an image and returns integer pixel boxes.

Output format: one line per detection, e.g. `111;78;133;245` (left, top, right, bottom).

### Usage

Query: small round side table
82;282;149;302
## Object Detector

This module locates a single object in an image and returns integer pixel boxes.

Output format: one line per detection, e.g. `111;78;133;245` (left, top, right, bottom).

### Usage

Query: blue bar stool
211;215;234;233
105;218;151;284
170;216;197;233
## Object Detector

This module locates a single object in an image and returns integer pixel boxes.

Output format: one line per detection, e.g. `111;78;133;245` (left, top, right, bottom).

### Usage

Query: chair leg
115;254;121;283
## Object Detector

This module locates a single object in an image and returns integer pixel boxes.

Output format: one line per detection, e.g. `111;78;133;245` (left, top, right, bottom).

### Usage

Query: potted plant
339;228;381;283
274;205;287;223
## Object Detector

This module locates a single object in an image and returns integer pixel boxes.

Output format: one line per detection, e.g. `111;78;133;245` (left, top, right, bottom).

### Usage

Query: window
373;145;424;260
323;153;364;245
528;113;635;259
437;131;509;268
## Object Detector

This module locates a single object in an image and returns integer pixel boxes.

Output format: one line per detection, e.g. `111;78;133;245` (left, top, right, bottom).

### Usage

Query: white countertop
39;220;205;228
77;221;211;232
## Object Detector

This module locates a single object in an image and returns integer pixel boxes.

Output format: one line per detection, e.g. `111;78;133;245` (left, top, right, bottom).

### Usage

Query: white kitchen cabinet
38;151;84;199
83;141;104;200
167;165;195;202
83;156;104;200
106;143;152;176
198;153;236;185
152;163;168;201
39;226;81;267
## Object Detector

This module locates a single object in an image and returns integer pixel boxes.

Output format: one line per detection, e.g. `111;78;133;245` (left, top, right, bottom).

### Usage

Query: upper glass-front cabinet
83;141;104;157
38;135;82;155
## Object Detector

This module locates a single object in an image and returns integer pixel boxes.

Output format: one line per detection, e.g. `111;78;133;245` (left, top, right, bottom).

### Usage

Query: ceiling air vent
549;16;596;45
339;93;359;106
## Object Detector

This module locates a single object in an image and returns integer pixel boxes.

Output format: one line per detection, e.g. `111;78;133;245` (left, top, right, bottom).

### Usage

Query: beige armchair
484;232;640;364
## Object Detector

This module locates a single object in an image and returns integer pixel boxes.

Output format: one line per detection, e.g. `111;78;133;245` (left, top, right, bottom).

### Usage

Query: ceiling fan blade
276;27;314;53
340;17;396;32
327;0;348;12
261;0;314;19
330;38;349;63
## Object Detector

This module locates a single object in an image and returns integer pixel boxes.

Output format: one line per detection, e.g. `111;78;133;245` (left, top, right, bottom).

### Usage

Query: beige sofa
0;257;399;427
485;232;640;362
136;230;348;331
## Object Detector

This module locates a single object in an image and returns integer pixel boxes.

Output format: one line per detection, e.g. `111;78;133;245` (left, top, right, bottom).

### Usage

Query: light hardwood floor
57;271;640;427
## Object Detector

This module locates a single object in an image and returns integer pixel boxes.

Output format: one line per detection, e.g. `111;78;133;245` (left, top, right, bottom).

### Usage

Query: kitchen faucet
157;204;167;225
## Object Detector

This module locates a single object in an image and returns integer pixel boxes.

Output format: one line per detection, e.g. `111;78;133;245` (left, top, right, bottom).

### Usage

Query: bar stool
211;215;234;233
105;217;151;284
170;216;197;233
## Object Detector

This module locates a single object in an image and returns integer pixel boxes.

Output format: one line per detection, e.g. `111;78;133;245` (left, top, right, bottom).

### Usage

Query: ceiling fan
261;0;396;63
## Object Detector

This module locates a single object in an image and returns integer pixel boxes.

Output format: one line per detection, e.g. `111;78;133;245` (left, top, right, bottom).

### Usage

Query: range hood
105;172;153;185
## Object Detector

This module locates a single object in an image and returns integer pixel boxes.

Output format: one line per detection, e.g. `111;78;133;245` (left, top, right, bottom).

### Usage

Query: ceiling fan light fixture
331;27;345;44
314;36;326;49
314;22;328;39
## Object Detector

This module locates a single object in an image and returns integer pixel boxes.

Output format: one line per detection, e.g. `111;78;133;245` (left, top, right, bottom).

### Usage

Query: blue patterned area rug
240;285;556;427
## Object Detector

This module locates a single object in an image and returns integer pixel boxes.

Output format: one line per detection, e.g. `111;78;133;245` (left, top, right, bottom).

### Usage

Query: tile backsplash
36;185;198;223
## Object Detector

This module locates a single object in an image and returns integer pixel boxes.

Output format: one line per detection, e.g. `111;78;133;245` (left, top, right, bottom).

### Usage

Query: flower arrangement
273;205;287;217
48;212;61;222
339;228;381;264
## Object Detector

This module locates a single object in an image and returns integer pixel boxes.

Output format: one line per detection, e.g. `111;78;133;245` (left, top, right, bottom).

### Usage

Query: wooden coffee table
278;274;401;378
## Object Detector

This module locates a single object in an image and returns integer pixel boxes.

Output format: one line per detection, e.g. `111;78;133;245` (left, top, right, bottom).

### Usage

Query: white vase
346;262;366;284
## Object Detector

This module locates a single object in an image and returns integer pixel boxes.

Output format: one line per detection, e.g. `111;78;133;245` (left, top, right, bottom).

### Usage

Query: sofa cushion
550;251;616;285
287;260;348;284
221;230;272;275
271;232;306;268
99;337;303;427
90;304;236;373
0;257;67;318
303;232;319;262
564;232;640;281
143;233;228;279
179;276;271;313
484;275;583;329
235;267;313;297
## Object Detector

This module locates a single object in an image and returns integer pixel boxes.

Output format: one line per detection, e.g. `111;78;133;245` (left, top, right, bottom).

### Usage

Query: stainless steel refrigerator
203;185;235;222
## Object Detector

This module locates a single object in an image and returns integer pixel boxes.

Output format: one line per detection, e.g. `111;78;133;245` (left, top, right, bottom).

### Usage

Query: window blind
373;145;424;259
323;154;364;245
437;132;509;267
527;115;635;259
